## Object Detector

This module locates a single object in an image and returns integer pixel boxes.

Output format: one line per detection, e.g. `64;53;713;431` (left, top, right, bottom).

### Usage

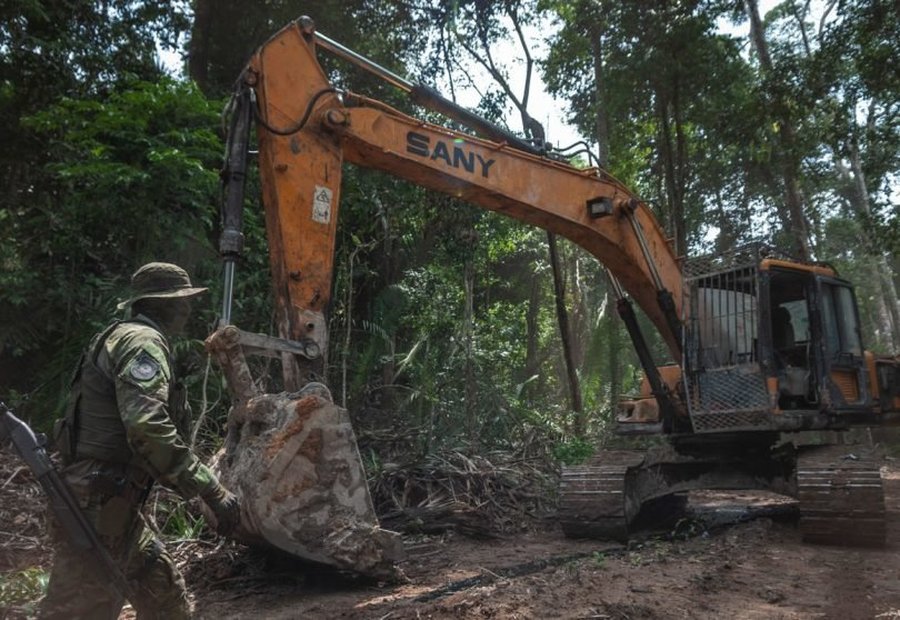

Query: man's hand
201;482;240;536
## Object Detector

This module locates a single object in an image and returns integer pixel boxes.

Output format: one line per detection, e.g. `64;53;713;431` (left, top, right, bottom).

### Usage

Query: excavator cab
616;240;892;439
566;246;890;546
763;264;870;413
685;245;873;433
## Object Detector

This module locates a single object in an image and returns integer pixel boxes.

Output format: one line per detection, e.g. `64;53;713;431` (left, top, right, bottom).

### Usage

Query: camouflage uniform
40;264;235;620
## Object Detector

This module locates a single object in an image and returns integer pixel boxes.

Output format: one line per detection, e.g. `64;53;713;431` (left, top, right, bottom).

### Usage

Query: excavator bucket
205;327;403;579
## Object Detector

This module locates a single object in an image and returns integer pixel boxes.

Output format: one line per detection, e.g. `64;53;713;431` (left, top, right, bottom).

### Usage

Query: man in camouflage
40;262;240;619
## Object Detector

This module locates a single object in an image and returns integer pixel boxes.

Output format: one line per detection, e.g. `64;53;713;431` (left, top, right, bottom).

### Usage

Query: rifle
0;402;138;604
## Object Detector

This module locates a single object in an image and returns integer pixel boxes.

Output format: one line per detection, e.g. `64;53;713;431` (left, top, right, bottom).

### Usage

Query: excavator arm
222;18;684;395
206;17;900;569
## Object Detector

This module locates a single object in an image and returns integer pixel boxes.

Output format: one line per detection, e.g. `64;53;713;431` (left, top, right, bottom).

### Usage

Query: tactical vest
58;318;169;465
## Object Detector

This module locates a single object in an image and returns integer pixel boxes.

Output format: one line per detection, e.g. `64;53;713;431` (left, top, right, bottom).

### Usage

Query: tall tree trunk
873;265;900;351
341;252;354;408
523;272;541;399
849;140;900;350
568;256;587;371
836;136;900;350
188;0;212;93
672;79;689;258
656;93;683;255
464;256;477;444
605;292;622;418
745;0;811;259
548;232;584;430
589;24;609;169
379;202;398;411
590;11;622;414
714;186;740;254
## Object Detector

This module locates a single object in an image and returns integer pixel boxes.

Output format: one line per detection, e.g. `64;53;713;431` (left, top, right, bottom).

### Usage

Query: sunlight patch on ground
353;569;483;609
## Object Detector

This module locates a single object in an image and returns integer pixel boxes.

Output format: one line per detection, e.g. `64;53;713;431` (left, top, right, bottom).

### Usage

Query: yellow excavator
206;16;900;575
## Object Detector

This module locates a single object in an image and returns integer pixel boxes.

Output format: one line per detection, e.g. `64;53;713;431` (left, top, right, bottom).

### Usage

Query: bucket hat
116;262;208;311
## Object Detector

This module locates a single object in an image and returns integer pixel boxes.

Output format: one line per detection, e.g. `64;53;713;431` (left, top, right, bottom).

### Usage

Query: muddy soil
191;467;900;619
3;450;899;619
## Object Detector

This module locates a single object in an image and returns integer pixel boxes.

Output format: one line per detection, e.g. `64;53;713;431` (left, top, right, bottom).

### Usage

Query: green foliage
156;498;207;540
186;0;436;97
1;78;222;425
542;0;899;349
0;0;191;266
553;436;595;465
543;0;763;254
0;566;49;616
2;0;898;464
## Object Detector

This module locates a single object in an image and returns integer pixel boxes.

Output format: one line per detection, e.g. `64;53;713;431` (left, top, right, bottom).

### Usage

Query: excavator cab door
765;267;817;410
763;266;871;414
814;277;870;411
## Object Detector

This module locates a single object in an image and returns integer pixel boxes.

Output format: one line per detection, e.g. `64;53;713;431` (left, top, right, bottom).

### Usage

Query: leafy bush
0;567;49;616
553;436;596;465
3;78;223;428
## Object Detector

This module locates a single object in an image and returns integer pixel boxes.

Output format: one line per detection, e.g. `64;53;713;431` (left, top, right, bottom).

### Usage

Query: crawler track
797;447;886;547
558;450;644;540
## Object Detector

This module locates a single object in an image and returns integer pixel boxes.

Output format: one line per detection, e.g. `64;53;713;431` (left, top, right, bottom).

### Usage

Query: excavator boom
207;16;687;575
208;16;900;565
243;18;683;386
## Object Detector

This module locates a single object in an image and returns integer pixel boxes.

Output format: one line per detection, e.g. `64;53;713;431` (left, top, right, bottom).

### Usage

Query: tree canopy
1;0;897;459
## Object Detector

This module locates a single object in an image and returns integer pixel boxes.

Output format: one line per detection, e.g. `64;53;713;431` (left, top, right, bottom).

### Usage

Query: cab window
820;283;862;358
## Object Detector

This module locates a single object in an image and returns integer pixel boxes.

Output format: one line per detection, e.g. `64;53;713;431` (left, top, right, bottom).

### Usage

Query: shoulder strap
59;320;126;461
89;320;126;366
58;318;166;463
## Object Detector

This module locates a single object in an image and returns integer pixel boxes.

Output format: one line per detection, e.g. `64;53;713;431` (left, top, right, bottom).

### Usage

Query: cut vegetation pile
370;450;559;537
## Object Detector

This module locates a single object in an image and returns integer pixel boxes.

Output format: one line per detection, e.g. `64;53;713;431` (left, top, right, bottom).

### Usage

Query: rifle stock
0;402;138;603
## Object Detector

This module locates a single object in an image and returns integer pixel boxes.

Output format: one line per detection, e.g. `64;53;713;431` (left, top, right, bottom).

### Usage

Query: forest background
1;0;898;465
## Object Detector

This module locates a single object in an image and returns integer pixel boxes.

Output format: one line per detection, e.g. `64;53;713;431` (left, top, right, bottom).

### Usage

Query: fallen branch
370;450;558;537
2;465;25;489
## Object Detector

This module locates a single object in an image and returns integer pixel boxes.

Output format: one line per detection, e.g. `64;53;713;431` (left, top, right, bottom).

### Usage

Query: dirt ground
3;451;900;620
189;468;900;619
